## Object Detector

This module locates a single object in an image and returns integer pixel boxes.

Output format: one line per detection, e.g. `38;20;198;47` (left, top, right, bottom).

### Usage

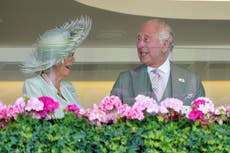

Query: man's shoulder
171;63;198;78
120;64;146;75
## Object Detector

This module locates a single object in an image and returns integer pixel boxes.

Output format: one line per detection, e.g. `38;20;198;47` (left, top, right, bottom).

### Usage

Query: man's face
136;22;167;68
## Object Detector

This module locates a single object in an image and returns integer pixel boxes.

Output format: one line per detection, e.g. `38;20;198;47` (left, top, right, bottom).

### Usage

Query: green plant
1;114;230;153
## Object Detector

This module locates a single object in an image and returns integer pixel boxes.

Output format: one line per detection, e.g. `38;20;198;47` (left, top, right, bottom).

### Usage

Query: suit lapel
130;65;154;98
128;63;191;102
161;75;172;101
170;63;187;99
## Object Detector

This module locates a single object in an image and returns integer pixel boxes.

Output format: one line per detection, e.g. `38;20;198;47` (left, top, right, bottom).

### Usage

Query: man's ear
161;40;170;53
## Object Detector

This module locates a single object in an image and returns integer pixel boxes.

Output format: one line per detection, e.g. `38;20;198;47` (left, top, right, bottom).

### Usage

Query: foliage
0;114;230;153
1;95;230;152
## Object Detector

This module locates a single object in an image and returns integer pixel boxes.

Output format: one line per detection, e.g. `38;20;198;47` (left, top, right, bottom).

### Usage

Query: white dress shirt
147;58;170;100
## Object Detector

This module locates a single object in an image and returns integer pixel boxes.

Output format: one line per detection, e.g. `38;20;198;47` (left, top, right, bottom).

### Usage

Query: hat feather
61;15;92;48
21;15;92;74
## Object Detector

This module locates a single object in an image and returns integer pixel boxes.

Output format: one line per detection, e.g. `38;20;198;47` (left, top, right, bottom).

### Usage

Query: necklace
41;73;66;100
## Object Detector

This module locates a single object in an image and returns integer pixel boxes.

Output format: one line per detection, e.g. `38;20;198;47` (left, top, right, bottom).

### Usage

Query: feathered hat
21;16;92;74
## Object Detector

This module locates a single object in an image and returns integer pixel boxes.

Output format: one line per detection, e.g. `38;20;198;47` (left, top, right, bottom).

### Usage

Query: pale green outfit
23;75;81;118
21;16;92;118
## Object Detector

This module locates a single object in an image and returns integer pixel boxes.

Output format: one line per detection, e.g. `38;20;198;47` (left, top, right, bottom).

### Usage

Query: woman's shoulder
61;81;77;94
24;75;43;83
61;80;75;88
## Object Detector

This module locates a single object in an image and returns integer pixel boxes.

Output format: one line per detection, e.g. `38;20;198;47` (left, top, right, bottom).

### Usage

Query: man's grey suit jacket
111;63;205;106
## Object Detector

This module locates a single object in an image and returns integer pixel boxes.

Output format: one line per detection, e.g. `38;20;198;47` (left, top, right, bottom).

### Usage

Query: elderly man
111;19;205;106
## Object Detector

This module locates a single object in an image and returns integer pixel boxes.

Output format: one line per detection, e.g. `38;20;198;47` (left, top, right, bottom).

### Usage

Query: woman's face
55;53;75;77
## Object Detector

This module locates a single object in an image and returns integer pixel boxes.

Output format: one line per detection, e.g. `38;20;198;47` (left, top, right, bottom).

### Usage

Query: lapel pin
178;78;185;83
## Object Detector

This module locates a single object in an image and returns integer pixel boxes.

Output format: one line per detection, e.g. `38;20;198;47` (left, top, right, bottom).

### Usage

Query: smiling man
111;19;205;106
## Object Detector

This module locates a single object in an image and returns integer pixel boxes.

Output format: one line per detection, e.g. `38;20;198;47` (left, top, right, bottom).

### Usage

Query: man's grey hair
145;19;175;52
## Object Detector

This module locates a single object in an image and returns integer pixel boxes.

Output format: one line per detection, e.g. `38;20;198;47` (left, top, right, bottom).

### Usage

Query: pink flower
99;96;122;112
214;106;227;124
35;96;59;119
146;102;159;114
192;99;206;108
133;95;158;113
0;105;7;120
226;106;230;117
38;97;59;112
14;97;26;114
66;104;80;114
88;104;107;126
188;110;204;121
188;97;215;125
128;108;144;121
110;96;122;109
78;104;108;126
25;97;44;112
226;106;230;112
160;98;183;113
198;102;214;114
105;110;118;123
191;97;213;109
134;95;152;111
158;105;169;114
214;106;226;115
98;96;122;123
0;101;25;128
78;108;90;118
15;97;26;108
157;98;185;122
6;105;18;120
118;104;132;118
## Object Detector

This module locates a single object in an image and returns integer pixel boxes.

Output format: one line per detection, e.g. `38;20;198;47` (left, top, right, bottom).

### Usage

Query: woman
21;16;92;118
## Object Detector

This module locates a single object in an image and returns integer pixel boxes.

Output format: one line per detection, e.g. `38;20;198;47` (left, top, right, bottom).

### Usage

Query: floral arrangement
0;96;59;128
189;97;230;126
1;95;230;129
66;95;230;127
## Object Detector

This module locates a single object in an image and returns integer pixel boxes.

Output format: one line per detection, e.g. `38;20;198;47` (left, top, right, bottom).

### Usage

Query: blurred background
1;0;230;107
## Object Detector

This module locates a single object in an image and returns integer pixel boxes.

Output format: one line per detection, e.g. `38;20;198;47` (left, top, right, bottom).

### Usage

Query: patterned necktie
151;69;163;101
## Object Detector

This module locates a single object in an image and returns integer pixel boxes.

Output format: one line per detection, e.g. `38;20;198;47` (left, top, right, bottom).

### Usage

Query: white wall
1;46;230;63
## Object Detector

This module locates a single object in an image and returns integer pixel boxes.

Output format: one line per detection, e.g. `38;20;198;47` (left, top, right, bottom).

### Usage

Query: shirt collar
147;58;170;74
